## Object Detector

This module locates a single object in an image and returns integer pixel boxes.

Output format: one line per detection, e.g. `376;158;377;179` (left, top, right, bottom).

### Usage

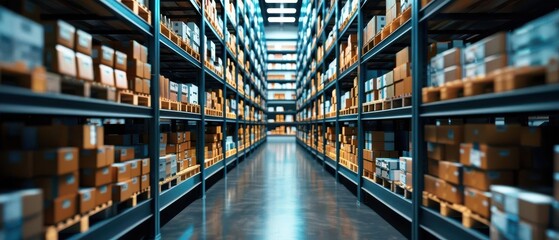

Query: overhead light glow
268;17;296;23
267;8;297;14
264;0;297;3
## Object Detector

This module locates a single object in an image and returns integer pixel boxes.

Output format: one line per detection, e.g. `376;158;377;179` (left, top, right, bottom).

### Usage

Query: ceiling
259;0;303;26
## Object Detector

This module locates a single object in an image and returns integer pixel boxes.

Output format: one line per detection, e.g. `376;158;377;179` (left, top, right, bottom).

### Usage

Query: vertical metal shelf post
356;1;364;202
199;1;208;198
148;0;161;238
334;0;340;182
411;0;426;239
223;7;228;175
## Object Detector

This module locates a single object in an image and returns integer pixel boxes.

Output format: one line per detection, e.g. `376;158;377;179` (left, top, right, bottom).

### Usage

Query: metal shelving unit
0;0;268;238
295;0;559;239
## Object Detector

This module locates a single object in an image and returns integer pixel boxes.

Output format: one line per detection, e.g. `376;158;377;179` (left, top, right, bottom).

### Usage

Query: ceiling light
268;17;296;23
264;0;297;3
267;8;297;14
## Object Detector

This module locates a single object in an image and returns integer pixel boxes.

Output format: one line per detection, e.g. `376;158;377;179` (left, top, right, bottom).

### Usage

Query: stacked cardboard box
165;131;196;173
363;131;399;176
363;16;386;46
364;77;376;103
463;32;507;79
326;126;336;158
429;45;464;87
204;126;223;163
376;158;401;181
113;40;150;93
177;83;198;105
376;70;395;100
399;157;413;188
341;77;358;111
394;47;412;97
339;126;358;171
206;89;224;112
226;58;236;86
204;0;223;36
386;0;401;24
171;20;200;53
104;124;151;203
226;97;237;117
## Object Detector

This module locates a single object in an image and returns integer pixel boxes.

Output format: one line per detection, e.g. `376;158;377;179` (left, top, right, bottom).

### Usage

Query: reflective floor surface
161;137;406;240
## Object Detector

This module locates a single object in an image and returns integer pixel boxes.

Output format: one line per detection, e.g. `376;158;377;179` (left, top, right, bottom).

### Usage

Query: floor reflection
161;137;406;240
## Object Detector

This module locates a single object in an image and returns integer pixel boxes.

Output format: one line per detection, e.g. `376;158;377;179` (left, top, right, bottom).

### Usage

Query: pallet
394;183;413;199
180;102;201;113
422;191;490;230
159;165;200;192
400;7;412;25
364;95;412;112
374;174;398;192
226;112;237;119
160;98;179;110
340;55;358;72
0;63;47;92
363;170;375;180
340;107;358;116
118;187;151;211
117;90;150;106
89;82;117;102
205;108;223;117
389;15;402;33
181;41;200;60
122;0;152;25
45;201;113;240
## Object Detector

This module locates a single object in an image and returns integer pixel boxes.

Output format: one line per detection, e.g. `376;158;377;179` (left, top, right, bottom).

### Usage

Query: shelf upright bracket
334;0;340;182
356;1;364;203
148;0;161;239
223;8;228;176
411;0;427;239
199;0;208;199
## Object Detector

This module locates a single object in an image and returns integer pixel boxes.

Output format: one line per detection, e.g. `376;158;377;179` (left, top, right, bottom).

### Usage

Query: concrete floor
161;137;406;240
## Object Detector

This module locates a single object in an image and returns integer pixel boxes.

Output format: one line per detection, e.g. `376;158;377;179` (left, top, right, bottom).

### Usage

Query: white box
186;83;199;104
172;21;191;40
170;81;179;93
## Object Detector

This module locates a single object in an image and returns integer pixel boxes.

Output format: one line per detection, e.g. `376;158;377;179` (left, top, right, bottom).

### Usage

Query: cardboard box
439;161;463;185
114;69;128;90
128;60;143;79
80;166;112;187
518;219;546;240
443;65;462;83
399;157;412;172
424;174;442;195
112;181;132;203
439;180;463;204
92;45;115;67
141;158;150;175
0;151;34;178
427;159;439;177
115;146;135;162
518;192;553;226
128;159;142;178
140;45;148;62
463;167;515;191
78;188;96;214
75;52;94;81
34;171;79;200
406;172;412;188
47;45;77;77
464;124;521;145
364;159;374;172
34;147;79;176
44;194;77;224
75;30;92;55
114;51;127;71
111;163;130;182
95;64;115;86
459;143;519;170
140;174;150;190
427;142;445;161
129;77;142;93
69;125;103;150
44;20;75;49
437;125;463;145
96;184;112;206
143;62;151;79
396;47;410;66
464;187;491;218
130;177;140;193
464;32;507;64
143;79;150;94
490;185;523;214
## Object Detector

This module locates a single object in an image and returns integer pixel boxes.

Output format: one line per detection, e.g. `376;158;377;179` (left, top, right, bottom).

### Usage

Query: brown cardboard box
111;163;130;182
76;53;94;81
396;47;410;66
114;69;128;90
114;40;141;61
442;48;461;68
463;167;515;191
425;125;437;142
128;159;142;178
518;192;553;226
464;124;521;145
394;80;404;96
519;220;546;240
19;189;43;218
92;45;115;67
140;45;148;62
439;180;463;204
130;177;140;193
439;161;463;185
406;172;412;188
464;187;491;218
143;79;150;94
114;51;127;71
141;174;150;190
437;125;463;145
44;194;77;224
79;146;109;168
403;77;412;95
444;66;462;83
34;171;79;200
112;181;132;203
459;143;519;170
364;160;374;172
128;60;143;79
96;184;112;206
69;125;103;150
75;30;92;55
427;159;439;177
80;166;112;187
141;158;150;174
34;147;79;176
0;151;34;178
424;175;442;195
520;127;544;147
44;20;75;49
78;188;96;214
48;45;77;77
427;142;445;161
95;64;115;86
144;63;151;79
130;77;143;93
168;132;183;144
444;144;460;162
115;146;135;162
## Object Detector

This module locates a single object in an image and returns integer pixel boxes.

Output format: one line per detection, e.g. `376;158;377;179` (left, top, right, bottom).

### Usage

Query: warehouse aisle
161;137;405;239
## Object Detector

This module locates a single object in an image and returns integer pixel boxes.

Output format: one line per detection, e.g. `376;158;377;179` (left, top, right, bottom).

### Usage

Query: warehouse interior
1;0;559;239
